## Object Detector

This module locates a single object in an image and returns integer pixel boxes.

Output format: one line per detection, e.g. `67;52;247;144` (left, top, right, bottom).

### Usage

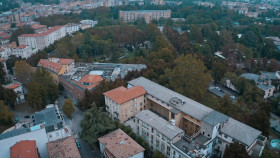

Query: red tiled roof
7;83;20;89
19;26;64;38
47;136;81;158
10;140;38;158
37;59;63;74
16;45;28;49
98;129;145;158
2;35;11;39
79;74;103;84
58;59;74;65
0;32;7;37
0;58;6;62
103;86;146;104
31;24;47;30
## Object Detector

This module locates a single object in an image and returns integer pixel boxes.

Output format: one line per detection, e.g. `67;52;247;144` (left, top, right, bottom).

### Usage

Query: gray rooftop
135;110;184;140
220;118;261;146
0;128;29;140
173;135;209;158
208;87;226;98
33;106;62;132
128;77;213;120
241;73;261;83
202;110;229;126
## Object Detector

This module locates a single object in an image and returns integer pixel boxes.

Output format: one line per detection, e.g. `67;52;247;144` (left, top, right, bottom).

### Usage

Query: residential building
131;110;184;157
0;31;10;45
12;45;34;59
18;26;66;52
37;59;65;84
260;71;280;90
10;140;39;158
0;127;49;158
48;58;75;73
47;136;81;158
241;73;275;99
103;77;267;157
80;20;98;27
103;86;146;122
0;47;11;59
98;129;145;158
31;105;71;142
60;62;146;101
65;23;80;34
119;10;171;23
4;82;25;104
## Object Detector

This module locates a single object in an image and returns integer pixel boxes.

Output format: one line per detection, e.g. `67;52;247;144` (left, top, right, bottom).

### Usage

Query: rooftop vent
120;141;125;145
170;97;183;106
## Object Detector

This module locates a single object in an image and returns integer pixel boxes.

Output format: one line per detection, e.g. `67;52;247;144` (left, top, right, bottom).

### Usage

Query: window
135;98;137;101
131;111;133;114
131;100;133;103
171;113;175;119
162;135;166;141
225;135;228;138
156;138;160;147
151;103;153;106
135;103;137;106
49;134;52;138
131;105;133;109
140;102;142;106
161;143;165;152
156;131;160;137
135;109;137;113
167;146;170;155
152;128;154;133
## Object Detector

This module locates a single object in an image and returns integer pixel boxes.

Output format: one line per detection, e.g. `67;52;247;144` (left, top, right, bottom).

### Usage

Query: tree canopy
63;99;75;117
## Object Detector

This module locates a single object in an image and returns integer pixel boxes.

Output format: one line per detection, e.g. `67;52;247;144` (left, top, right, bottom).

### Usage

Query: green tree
261;149;280;158
224;142;250;158
80;102;115;144
0;63;6;84
166;54;212;101
4;88;17;107
0;100;14;125
211;61;227;85
152;151;165;158
14;60;33;85
63;99;75;117
26;82;42;110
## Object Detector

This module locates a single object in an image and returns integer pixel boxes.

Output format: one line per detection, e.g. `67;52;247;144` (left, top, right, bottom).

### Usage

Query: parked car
13;118;19;123
24;115;30;118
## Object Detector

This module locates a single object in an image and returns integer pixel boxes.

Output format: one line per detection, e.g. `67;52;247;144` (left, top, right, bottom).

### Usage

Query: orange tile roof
0;58;6;62
79;74;103;84
37;59;62;74
19;26;64;38
10;140;38;158
103;86;146;104
0;32;7;37
58;59;74;65
47;136;81;158
98;129;145;158
7;83;20;89
16;45;28;49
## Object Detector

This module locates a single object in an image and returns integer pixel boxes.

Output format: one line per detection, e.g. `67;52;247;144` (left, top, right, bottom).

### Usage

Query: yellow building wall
119;95;145;122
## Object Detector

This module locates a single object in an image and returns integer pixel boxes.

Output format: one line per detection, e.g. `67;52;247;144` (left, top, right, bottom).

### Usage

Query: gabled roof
98;129;145;158
37;59;63;74
47;136;81;158
31;24;47;30
10;140;38;158
79;74;103;84
58;58;74;65
15;45;28;49
19;26;64;38
202;110;229;126
128;77;213;120
220;118;261;146
7;83;20;89
103;86;146;104
0;58;6;62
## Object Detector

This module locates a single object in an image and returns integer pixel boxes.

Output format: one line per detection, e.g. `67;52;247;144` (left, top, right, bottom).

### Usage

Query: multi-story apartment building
119;10;171;23
64;23;80;34
18;26;66;52
103;86;146;122
104;77;267;157
12;45;34;59
131;110;184;157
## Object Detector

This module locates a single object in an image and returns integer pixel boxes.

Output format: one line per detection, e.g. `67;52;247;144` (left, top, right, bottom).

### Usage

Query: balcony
256;135;267;146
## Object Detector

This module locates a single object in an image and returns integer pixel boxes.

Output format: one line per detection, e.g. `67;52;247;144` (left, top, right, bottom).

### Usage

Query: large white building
65;23;80;34
106;77;267;158
12;45;34;59
119;10;171;23
18;26;66;51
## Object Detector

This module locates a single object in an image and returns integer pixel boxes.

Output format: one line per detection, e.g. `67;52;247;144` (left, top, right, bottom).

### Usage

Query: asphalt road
57;94;101;158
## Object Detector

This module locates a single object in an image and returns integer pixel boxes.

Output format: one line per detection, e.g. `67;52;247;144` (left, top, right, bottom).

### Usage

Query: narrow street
57;93;101;158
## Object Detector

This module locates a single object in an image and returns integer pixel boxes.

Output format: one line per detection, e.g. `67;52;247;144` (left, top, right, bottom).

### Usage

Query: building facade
103;86;146;122
104;77;267;158
119;10;171;23
12;45;33;59
18;26;66;52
